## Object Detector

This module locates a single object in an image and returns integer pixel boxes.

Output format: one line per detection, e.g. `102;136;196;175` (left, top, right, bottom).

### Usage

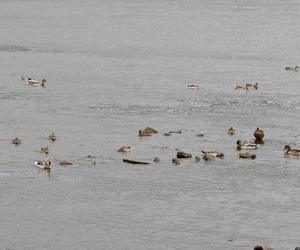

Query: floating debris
59;160;73;166
123;159;150;165
177;151;192;158
196;133;204;137
169;130;182;134
164;133;171;136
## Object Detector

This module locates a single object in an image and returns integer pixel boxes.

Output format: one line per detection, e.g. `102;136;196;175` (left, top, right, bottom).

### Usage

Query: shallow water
1;0;300;249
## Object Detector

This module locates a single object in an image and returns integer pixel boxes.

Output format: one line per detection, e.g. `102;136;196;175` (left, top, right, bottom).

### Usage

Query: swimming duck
239;152;256;159
253;245;273;250
202;154;215;161
139;129;153;137
236;140;259;150
285;65;299;71
48;133;57;141
117;146;131;152
227;127;235;135
254;128;264;140
283;145;300;156
233;84;246;90
143;127;158;134
12;137;21;145
22;77;47;87
185;84;200;90
39;146;49;154
201;151;224;158
35;160;52;169
246;82;258;90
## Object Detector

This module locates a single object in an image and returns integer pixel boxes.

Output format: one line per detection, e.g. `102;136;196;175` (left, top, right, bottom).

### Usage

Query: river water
1;0;300;249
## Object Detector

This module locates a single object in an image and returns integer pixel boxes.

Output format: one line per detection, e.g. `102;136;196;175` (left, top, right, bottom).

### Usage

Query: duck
12;137;21;145
21;77;47;87
143;127;158;134
246;82;258;90
283;145;300;156
227;127;235;135
117;146;131;152
233;84;246;90
35;160;52;169
201;151;224;158
39;146;49;154
236;140;259;150
285;65;299;71
253;245;273;250
48;133;57;141
139;129;153;137
254;128;264;140
185;84;200;90
202;154;215;161
239;151;256;159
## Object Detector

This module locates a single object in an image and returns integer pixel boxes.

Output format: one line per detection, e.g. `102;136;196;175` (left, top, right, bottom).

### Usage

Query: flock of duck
19;66;300;171
119;125;300;165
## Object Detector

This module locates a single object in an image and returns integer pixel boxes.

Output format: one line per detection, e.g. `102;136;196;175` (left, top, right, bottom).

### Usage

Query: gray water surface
1;0;300;249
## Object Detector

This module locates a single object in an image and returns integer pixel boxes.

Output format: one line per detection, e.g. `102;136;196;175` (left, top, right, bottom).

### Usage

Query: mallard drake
253;245;273;250
236;140;259;150
201;151;224;158
185;84;200;90
48;133;57;141
283;145;300;156
40;146;49;154
35;160;51;169
227;127;235;135
285;65;299;71
254;128;264;140
239;152;256;159
117;146;131;152
12;137;21;145
22;77;47;87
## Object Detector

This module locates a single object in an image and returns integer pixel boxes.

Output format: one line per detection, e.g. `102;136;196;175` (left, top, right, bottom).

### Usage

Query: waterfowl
12;137;21;145
59;160;73;166
35;160;52;169
177;151;192;158
201;151;224;158
254;128;264;140
143;127;158;134
285;65;299;71
48;133;57;141
185;84;200;90
117;146;131;152
22;77;47;87
246;82;259;90
172;158;182;165
236;140;259;150
253;245;273;250
139;129;152;137
233;84;246;90
227;127;235;135
153;157;160;163
202;154;215;161
39;146;49;154
283;145;300;156
239;152;256;159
